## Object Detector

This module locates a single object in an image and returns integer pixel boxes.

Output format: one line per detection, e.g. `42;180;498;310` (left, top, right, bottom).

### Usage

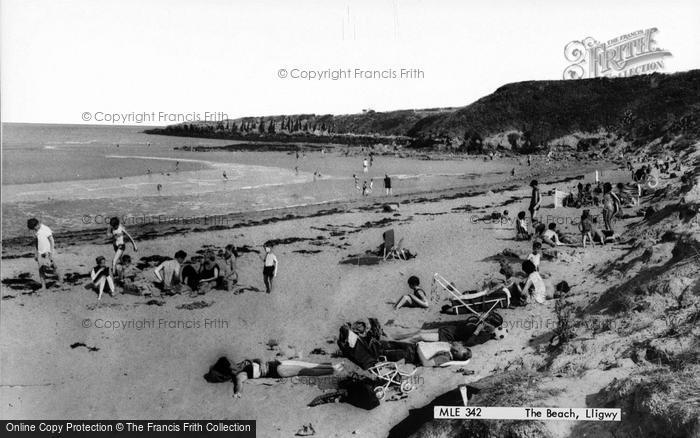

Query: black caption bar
2;421;256;437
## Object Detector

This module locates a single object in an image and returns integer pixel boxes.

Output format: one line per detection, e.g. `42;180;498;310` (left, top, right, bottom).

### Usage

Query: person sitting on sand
107;217;137;274
515;211;530;240
90;256;116;299
114;254;139;294
198;254;220;293
527;241;542;271
394;276;429;310
542;223;564;247
180;258;200;292
226;359;342;398
516;260;550;304
154;250;187;294
27;217;62;292
220;244;239;292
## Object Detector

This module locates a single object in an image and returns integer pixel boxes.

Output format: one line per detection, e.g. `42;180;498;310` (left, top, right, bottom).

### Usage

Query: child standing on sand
262;243;278;294
107;217;137;274
27;217;62;292
515;211;530;240
529;180;541;226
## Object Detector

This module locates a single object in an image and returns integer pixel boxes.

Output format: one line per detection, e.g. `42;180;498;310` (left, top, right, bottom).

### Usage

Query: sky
2;0;699;125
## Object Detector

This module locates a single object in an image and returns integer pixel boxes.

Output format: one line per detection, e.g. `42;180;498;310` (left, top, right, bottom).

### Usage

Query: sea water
1;123;512;239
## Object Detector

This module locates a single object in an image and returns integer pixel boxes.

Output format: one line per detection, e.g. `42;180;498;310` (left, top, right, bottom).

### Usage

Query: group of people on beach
27;216;280;297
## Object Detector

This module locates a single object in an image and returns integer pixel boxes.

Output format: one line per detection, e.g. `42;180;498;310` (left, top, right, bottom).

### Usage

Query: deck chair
432;273;509;329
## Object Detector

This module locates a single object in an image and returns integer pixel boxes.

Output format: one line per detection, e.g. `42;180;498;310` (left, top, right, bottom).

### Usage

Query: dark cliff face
410;70;700;147
147;70;700;153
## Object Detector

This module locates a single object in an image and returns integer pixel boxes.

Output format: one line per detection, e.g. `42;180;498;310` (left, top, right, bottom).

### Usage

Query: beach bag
339;375;380;410
203;356;233;383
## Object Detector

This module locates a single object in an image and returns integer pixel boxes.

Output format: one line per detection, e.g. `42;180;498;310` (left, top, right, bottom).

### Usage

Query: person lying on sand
90;256;116;299
394;276;429;310
338;319;471;369
387;321;500;347
231;359;342;398
542;223;570;247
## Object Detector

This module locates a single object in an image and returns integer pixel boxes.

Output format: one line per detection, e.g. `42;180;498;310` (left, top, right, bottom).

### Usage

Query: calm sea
1;123;512;239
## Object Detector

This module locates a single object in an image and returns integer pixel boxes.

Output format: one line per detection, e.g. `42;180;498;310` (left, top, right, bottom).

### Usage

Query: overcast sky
2;0;699;125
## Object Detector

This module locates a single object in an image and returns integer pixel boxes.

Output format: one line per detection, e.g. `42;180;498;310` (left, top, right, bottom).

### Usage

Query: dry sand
1;160;652;437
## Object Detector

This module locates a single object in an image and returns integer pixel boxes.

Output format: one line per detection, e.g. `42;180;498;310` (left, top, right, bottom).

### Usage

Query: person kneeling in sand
114;254;140;295
90;256;116;299
231;359;342;398
394;276;429;310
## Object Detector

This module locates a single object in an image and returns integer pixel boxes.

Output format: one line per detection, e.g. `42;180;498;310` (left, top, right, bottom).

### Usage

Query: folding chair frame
432;272;506;329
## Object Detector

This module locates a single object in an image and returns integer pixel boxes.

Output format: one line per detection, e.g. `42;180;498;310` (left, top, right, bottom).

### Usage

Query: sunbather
338;320;471;369
388;321;499;347
394;276;429;310
230;359;342;398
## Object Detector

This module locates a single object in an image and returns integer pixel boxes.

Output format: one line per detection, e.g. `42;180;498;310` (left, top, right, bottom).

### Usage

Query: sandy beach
5;153;689;437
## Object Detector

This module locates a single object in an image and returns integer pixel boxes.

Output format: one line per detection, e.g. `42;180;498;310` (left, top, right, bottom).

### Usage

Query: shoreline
1;160;608;258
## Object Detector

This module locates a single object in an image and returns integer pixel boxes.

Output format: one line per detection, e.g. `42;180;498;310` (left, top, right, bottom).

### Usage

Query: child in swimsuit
107;217;137;274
